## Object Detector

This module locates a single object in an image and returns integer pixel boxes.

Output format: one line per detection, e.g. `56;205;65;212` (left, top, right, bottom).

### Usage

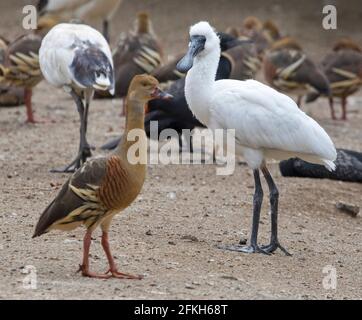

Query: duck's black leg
218;169;269;254
51;90;91;173
260;165;291;256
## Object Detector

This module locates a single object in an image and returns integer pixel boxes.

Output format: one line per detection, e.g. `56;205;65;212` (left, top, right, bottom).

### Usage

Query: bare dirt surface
0;0;362;300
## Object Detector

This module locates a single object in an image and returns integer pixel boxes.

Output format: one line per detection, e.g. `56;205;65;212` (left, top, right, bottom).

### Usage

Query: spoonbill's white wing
210;79;336;169
39;23;114;93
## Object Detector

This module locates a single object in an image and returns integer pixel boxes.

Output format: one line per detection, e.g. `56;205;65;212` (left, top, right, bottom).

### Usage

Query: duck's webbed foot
106;268;143;280
77;264;111;279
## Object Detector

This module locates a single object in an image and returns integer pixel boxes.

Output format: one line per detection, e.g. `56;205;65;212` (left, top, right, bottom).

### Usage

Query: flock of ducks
0;1;360;278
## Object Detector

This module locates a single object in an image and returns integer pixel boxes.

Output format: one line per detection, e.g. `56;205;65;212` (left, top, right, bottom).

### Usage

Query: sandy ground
0;0;362;300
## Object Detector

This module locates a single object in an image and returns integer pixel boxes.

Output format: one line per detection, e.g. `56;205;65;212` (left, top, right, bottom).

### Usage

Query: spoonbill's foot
217;243;270;255
261;241;292;256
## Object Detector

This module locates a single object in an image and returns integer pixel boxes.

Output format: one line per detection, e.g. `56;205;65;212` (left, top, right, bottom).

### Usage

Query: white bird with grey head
39;23;114;172
176;21;337;255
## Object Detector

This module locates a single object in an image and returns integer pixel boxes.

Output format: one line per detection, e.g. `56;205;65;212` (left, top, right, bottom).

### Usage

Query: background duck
0;33;42;123
306;38;362;120
33;75;169;279
263;37;330;107
0;35;24;107
37;0;122;42
96;12;163;104
240;17;281;59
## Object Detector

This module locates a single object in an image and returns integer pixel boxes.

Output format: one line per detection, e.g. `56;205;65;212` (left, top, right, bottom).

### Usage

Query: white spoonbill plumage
39;23;114;172
176;21;337;255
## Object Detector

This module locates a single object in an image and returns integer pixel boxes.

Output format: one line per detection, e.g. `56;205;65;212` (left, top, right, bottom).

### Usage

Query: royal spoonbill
176;21;337;255
39;23;114;172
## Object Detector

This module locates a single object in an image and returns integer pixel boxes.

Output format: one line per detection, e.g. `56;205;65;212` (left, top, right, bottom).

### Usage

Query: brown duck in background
306;38;362;120
222;39;260;80
151;52;185;84
0;33;42;122
96;12;163;103
0;35;25;107
33;75;171;279
263;37;330;107
240;17;281;58
37;0;123;42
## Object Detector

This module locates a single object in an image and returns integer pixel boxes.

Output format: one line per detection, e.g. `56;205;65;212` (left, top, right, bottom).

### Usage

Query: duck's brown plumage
306;38;362;120
0;36;25;106
322;39;362;97
151;52;185;83
33;74;166;279
0;34;42;88
240;17;281;58
221;42;260;80
263;37;330;106
0;33;42;122
97;12;163;99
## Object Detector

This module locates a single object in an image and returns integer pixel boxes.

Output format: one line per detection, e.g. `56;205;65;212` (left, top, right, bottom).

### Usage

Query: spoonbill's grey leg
51;90;91;173
261;165;291;256
218;169;269;254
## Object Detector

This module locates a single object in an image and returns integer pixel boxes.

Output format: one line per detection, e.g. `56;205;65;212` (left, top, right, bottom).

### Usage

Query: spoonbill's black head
176;21;220;73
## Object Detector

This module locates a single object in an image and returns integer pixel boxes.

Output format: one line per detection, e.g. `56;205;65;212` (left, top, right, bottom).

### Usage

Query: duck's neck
184;47;220;125
116;98;147;165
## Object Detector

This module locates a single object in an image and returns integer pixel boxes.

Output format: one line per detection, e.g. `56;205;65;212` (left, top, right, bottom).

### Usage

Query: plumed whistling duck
263;37;330;107
306;38;362;120
240;17;281;58
37;0;122;41
33;75;170;279
0;34;42;123
39;23;114;173
107;12;163;100
0;36;24;106
176;21;336;255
